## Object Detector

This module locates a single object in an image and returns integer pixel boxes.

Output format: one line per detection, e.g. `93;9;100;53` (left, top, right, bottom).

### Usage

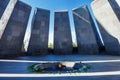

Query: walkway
0;55;120;80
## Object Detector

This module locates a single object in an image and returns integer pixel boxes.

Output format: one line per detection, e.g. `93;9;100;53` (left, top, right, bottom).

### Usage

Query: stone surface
0;1;31;58
0;76;120;80
1;55;120;73
28;8;50;55
0;0;17;39
0;0;9;19
73;6;99;54
108;0;120;21
54;11;73;54
91;0;120;54
0;55;120;80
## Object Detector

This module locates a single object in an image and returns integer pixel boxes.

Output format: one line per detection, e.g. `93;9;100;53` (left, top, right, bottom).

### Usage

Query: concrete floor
0;55;120;80
0;76;120;80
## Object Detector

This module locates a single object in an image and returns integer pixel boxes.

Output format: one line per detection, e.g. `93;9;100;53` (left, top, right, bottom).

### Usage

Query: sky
21;0;93;10
20;0;95;49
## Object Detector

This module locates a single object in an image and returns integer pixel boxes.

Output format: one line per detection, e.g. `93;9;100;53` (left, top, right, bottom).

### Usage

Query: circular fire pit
28;62;90;73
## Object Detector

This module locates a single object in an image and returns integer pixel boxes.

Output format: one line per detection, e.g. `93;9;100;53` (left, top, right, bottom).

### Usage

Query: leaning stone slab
73;6;99;54
28;8;50;55
91;0;120;55
0;1;31;58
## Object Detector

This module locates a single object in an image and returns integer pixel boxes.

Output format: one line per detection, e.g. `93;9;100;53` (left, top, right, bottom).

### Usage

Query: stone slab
0;0;9;19
28;8;50;55
108;0;120;21
0;0;17;40
91;0;120;54
54;11;73;54
73;6;99;54
0;1;31;58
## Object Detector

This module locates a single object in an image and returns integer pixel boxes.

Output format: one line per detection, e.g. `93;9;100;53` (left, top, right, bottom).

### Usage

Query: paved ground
0;76;120;80
0;55;120;80
15;54;120;61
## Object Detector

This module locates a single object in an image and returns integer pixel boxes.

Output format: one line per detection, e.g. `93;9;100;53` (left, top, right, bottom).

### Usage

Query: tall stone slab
28;8;50;55
91;0;120;55
0;1;31;58
108;0;120;21
0;0;17;39
0;0;9;19
73;6;99;54
54;11;73;54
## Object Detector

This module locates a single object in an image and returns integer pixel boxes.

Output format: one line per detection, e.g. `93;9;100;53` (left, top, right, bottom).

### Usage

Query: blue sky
21;0;93;10
20;0;95;49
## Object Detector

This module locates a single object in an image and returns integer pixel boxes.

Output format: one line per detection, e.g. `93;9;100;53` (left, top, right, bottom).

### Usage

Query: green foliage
48;42;77;49
21;43;25;52
28;64;36;72
48;43;53;49
73;42;77;48
28;64;44;73
28;63;91;73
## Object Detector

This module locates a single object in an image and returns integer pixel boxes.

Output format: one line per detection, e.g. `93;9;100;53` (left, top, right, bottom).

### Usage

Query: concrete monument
0;0;10;18
91;0;120;54
0;1;31;58
73;6;99;54
54;11;73;54
28;8;50;55
0;0;17;39
108;0;120;21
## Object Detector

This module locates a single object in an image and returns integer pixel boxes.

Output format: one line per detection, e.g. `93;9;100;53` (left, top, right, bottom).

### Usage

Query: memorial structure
28;8;50;55
108;0;120;21
0;0;120;58
73;6;99;54
0;0;17;39
0;0;9;19
0;1;31;57
91;0;120;54
54;11;73;54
